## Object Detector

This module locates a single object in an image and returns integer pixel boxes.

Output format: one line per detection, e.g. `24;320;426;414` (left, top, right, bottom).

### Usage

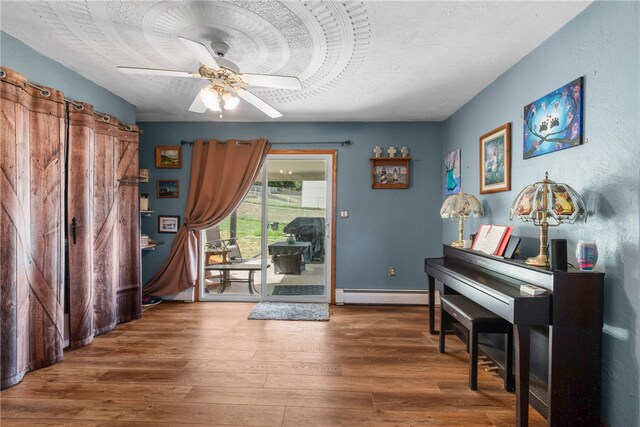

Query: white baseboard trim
161;287;195;302
159;288;437;306
335;288;432;305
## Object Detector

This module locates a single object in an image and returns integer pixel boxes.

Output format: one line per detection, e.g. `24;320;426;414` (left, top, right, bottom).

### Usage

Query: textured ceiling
0;1;591;122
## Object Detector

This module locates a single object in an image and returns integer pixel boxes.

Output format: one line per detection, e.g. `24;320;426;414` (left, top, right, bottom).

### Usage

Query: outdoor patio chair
205;238;252;293
207;238;243;263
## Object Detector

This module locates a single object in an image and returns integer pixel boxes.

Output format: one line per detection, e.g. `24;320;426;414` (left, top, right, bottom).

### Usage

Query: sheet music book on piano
472;224;513;256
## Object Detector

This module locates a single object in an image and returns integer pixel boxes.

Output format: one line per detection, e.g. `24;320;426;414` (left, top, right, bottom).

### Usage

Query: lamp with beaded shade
440;191;484;248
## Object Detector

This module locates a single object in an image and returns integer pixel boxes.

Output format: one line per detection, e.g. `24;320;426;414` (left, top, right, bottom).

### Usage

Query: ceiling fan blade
117;66;196;78
241;74;302;90
178;36;220;70
236;88;282;118
188;89;208;113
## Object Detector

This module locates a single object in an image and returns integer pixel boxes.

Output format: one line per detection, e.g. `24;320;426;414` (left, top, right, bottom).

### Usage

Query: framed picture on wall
444;148;461;195
370;157;411;189
158;215;180;233
523;77;584;159
155;146;182;168
157;180;179;198
479;123;511;194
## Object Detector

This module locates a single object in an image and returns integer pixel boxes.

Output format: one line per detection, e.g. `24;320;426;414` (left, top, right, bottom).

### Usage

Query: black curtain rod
180;139;351;146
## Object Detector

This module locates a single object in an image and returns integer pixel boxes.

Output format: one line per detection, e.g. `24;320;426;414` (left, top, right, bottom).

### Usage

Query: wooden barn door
0;68;66;389
115;124;141;322
92;116;141;335
92;115;119;334
67;104;141;347
1;67;141;389
67;102;95;348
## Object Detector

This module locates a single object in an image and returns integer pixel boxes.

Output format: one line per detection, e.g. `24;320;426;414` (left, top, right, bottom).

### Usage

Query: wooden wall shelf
370;157;411;189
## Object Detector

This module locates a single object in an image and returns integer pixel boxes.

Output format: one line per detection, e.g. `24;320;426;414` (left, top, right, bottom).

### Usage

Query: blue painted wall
0;31;136;123
441;2;640;425
138;122;443;289
4;3;638;423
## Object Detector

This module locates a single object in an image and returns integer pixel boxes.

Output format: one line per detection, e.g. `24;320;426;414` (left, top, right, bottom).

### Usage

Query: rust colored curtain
67;102;141;348
1;68;66;389
144;138;271;296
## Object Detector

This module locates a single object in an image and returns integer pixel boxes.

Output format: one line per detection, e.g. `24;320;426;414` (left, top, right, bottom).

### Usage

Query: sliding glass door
199;152;333;303
262;154;332;302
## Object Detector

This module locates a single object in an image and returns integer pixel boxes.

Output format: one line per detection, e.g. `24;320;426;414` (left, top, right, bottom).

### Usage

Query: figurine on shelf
373;146;383;158
140;193;149;211
401;146;409;157
387;146;397;157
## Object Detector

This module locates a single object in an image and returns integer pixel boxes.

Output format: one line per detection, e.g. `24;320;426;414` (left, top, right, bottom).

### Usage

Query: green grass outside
216;191;325;258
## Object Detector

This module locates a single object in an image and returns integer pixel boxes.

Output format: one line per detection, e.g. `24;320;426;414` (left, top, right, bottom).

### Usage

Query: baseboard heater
335;288;432;305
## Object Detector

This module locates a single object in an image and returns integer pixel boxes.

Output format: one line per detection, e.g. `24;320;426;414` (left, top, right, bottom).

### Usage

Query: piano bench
438;294;514;391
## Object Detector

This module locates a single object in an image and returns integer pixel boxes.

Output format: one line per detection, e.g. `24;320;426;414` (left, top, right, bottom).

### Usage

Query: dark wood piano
425;245;604;427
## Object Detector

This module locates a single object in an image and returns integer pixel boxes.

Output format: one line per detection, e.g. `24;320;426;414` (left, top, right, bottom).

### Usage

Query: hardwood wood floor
0;303;546;426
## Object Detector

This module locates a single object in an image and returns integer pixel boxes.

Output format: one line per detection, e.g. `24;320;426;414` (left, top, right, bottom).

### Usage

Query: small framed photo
479;123;511;194
370;157;411;189
157;180;179;198
155;146;181;169
158;215;180;233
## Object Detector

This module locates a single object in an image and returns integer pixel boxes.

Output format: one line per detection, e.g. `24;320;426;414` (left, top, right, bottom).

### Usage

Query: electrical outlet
340;209;349;218
388;267;396;277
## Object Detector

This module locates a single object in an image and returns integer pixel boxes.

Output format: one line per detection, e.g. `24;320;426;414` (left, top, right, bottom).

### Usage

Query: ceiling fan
117;37;302;118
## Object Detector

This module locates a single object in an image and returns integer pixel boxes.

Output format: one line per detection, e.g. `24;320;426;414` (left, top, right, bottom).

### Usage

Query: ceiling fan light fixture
222;92;240;110
200;87;221;111
119;36;295;118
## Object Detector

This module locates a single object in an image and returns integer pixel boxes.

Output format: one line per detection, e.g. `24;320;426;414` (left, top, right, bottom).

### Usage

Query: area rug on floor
248;302;329;321
272;285;324;296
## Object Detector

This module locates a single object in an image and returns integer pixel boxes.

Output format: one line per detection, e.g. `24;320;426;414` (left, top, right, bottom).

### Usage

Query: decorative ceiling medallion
0;1;592;121
137;0;370;103
272;1;370;103
7;0;369;106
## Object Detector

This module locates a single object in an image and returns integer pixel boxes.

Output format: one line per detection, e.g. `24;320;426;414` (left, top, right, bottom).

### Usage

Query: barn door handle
71;217;77;245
